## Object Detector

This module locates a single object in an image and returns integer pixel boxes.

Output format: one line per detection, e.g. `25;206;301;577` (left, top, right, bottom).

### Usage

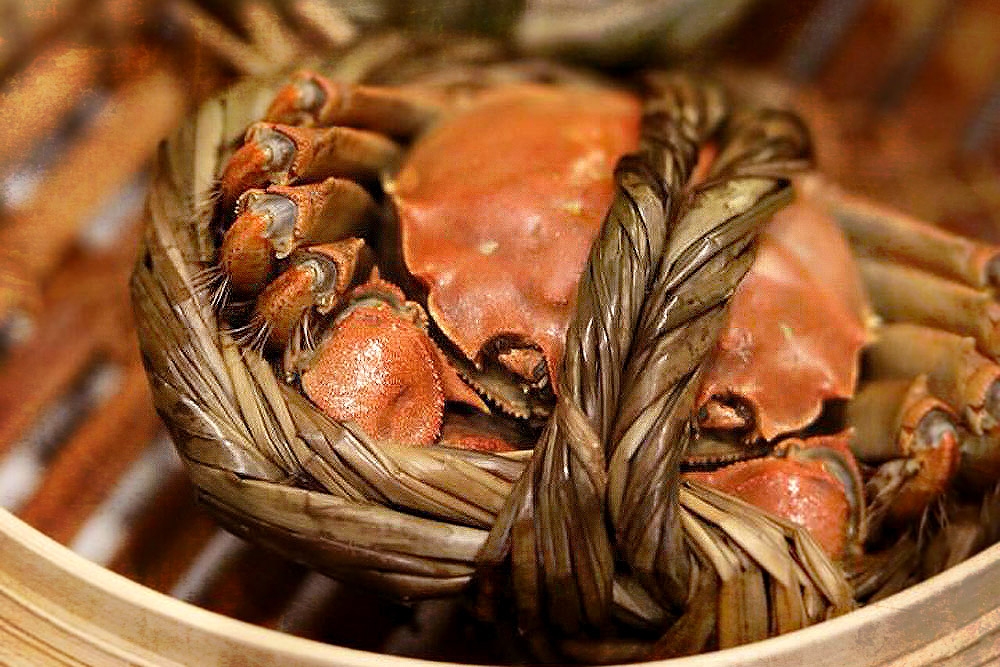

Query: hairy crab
209;67;994;565
215;71;642;447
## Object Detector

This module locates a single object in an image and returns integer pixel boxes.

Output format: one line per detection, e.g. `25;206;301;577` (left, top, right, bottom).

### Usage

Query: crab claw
300;275;486;444
685;433;865;560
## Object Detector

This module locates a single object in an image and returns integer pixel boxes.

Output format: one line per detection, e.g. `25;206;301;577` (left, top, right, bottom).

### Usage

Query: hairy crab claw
389;82;642;417
695;196;872;460
218;121;401;211
220;178;377;295
847;376;961;531
685;433;866;560
295;274;487;445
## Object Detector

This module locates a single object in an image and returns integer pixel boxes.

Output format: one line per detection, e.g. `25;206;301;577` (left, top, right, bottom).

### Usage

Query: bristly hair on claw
190;265;232;311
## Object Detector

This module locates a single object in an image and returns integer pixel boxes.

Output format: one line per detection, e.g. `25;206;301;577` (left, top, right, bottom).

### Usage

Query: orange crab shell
390;83;642;386
685;433;863;560
697;197;871;441
299;275;487;445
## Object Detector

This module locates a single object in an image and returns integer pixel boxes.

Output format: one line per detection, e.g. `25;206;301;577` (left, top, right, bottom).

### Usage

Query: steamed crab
210;68;978;562
216;71;640;450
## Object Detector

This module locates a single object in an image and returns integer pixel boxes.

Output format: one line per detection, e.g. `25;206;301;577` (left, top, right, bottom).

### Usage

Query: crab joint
864;323;1000;434
252;238;371;350
219;192;296;294
848;377;961;527
219;125;295;209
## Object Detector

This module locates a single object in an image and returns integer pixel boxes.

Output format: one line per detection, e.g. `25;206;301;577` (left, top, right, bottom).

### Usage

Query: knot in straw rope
478;73;840;657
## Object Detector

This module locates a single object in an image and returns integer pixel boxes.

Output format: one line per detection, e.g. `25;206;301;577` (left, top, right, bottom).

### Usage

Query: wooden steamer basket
0;2;998;665
118;34;1000;666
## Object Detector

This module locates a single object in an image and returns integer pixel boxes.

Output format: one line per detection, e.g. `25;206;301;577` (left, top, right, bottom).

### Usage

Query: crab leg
864;323;1000;434
847;377;961;527
858;257;1000;358
803;176;1000;290
219;121;401;208
265;70;447;137
220;177;377;294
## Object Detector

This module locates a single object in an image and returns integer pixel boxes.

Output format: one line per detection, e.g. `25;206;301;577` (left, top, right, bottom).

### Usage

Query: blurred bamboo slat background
0;0;1000;664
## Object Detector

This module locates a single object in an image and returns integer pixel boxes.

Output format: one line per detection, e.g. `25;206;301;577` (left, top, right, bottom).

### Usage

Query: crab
215;70;641;446
210;67;992;560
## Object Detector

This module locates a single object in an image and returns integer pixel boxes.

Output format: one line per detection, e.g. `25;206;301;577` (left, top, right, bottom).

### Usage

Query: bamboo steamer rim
3;505;999;666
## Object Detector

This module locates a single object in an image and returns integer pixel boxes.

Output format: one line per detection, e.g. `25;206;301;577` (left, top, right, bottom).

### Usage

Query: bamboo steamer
3;505;1000;666
4;3;1000;666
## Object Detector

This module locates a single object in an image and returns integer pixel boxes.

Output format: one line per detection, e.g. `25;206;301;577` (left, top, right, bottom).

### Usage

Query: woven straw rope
132;39;853;659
